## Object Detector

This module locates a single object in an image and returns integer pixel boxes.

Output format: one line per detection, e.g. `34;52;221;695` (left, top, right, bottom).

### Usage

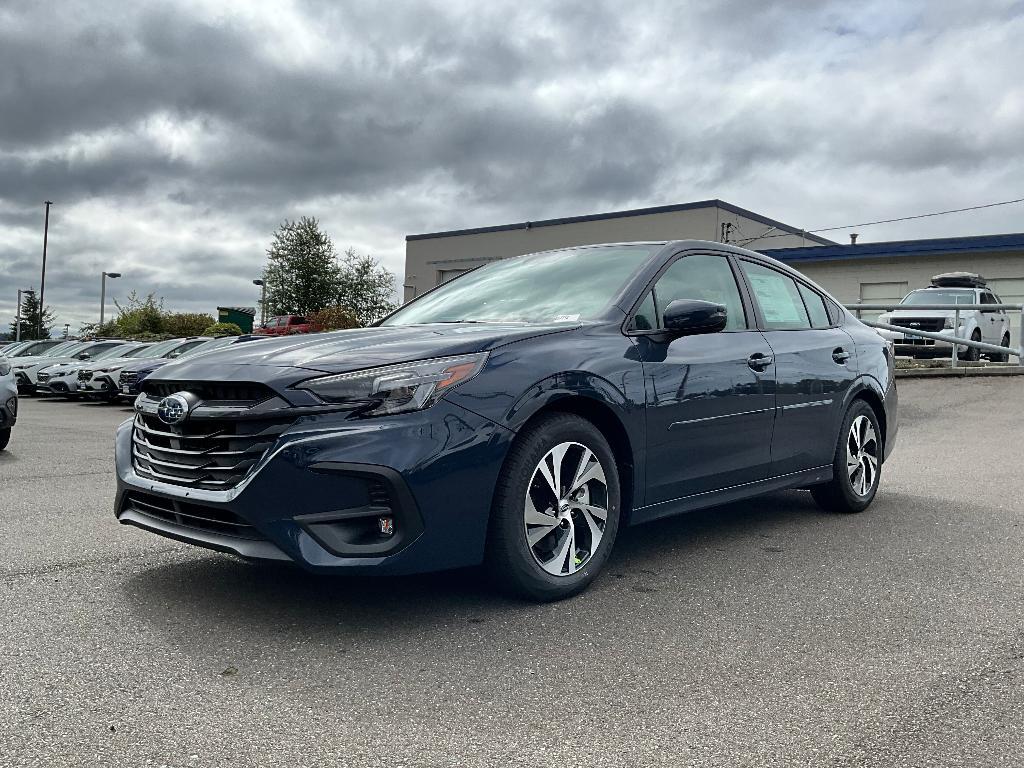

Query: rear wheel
811;400;881;513
485;413;621;601
0;428;10;452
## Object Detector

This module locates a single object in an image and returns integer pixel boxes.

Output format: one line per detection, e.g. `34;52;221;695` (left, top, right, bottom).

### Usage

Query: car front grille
122;491;264;540
36;372;51;383
78;369;94;383
119;370;138;387
131;411;293;489
895;317;946;333
142;380;274;404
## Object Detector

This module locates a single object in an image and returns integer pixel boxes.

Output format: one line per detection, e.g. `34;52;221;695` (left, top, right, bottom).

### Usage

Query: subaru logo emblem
157;393;191;425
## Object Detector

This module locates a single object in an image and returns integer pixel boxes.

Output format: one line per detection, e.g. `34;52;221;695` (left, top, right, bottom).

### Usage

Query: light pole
100;271;121;328
253;279;266;326
39;201;52;339
15;288;34;342
63;323;70;339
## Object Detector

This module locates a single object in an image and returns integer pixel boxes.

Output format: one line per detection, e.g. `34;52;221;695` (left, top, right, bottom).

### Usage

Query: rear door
632;251;776;503
737;259;858;477
979;291;1003;344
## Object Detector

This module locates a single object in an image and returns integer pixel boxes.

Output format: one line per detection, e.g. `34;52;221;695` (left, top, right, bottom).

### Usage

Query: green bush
202;322;243;337
307;306;361;331
164;312;216;336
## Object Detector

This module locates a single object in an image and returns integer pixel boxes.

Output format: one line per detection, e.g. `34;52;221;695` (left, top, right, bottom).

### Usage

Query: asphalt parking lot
2;379;1023;767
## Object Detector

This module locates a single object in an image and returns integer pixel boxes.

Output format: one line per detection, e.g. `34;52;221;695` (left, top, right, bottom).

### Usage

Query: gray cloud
1;0;1023;329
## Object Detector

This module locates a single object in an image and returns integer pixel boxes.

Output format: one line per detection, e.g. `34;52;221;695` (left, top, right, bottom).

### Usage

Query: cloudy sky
2;0;1023;331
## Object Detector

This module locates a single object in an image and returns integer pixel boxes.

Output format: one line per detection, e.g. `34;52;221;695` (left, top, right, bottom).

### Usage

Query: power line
739;196;1024;243
810;197;1024;233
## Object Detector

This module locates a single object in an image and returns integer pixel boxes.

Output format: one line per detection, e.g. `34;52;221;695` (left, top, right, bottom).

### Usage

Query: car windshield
92;344;138;361
901;290;975;306
19;340;69;356
179;337;235;357
130;338;188;358
383;245;658;326
50;342;89;357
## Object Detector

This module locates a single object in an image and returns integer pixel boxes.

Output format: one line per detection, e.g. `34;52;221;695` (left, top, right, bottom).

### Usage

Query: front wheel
811;400;882;513
485;414;621;601
0;428;10;452
961;330;981;362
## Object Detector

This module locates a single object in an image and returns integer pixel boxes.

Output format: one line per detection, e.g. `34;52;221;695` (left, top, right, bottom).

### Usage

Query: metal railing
844;302;1024;367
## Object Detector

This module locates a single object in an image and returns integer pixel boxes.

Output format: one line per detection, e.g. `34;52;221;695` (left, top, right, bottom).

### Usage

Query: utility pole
38;201;52;339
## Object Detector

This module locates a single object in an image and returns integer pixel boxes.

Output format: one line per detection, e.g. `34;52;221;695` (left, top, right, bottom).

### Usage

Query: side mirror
663;299;728;337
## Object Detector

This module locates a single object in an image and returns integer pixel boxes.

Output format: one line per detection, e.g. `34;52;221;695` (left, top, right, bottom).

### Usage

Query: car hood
153;323;575;378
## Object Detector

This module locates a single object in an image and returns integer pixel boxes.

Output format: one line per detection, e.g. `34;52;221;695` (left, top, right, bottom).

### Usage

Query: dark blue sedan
114;240;897;600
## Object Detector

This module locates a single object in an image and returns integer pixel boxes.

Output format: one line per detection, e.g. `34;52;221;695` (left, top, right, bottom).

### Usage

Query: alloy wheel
846;415;878;497
524;441;609;576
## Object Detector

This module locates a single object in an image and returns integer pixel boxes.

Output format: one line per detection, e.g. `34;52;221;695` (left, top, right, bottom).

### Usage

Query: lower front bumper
114;401;515;575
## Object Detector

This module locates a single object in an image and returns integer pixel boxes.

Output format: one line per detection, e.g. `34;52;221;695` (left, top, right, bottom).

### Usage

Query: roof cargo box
930;272;986;288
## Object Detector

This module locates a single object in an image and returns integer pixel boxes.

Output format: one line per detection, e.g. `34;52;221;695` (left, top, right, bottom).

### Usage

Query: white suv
877;273;1012;361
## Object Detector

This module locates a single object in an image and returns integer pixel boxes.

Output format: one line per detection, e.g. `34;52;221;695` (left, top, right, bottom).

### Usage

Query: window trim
735;256;841;332
622;249;756;337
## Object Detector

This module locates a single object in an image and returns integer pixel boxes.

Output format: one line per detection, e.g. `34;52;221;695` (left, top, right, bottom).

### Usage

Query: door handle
747;352;774;371
832;348;851;364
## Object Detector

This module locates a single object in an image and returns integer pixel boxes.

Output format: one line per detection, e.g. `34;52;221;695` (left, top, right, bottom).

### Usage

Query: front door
634;252;776;504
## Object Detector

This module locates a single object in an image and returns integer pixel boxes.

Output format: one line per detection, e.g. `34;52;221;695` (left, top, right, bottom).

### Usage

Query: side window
981;292;997;312
631;292;657;331
740;261;811;330
651;254;746;331
797;283;831;328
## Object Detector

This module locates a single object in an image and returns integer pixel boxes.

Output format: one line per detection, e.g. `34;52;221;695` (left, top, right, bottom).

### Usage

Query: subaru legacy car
115;241;897;600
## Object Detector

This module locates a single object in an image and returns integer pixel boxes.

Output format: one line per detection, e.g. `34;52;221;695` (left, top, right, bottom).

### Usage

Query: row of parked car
0;334;263;451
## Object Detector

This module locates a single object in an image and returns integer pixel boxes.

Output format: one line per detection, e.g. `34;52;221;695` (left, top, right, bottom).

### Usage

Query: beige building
403;199;833;301
403;199;1024;340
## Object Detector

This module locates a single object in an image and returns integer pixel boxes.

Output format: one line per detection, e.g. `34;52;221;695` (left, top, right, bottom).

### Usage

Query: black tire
485;413;621;601
811;400;882;514
0;428;10;452
991;334;1011;364
961;330;981;362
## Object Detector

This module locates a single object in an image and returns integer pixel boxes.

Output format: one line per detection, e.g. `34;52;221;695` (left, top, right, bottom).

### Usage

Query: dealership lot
2;380;1023;767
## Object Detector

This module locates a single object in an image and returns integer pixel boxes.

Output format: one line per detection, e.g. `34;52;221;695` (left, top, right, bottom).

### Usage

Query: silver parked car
0;352;17;450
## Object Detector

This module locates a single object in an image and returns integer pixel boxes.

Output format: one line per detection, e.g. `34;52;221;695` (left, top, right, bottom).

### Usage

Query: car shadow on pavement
119;489;831;644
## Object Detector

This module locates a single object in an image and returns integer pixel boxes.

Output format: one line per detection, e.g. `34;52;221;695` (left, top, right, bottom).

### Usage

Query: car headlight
943;317;955;329
296;353;489;416
0;361;10;376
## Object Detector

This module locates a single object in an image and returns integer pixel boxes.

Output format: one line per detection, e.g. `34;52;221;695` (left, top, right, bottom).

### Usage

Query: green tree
336;248;397;325
9;291;55;340
263;217;343;316
308;306;361;331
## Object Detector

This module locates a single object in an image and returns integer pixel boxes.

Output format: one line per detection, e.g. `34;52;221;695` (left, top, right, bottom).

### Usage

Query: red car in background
254;315;315;336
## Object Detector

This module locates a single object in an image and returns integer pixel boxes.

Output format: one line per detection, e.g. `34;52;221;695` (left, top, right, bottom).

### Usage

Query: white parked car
11;340;126;394
876;273;1012;361
36;342;152;398
0;352;17;450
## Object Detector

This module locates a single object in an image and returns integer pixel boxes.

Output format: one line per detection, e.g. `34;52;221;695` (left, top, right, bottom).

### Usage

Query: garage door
859;281;909;322
989;277;1024;345
437;268;469;285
